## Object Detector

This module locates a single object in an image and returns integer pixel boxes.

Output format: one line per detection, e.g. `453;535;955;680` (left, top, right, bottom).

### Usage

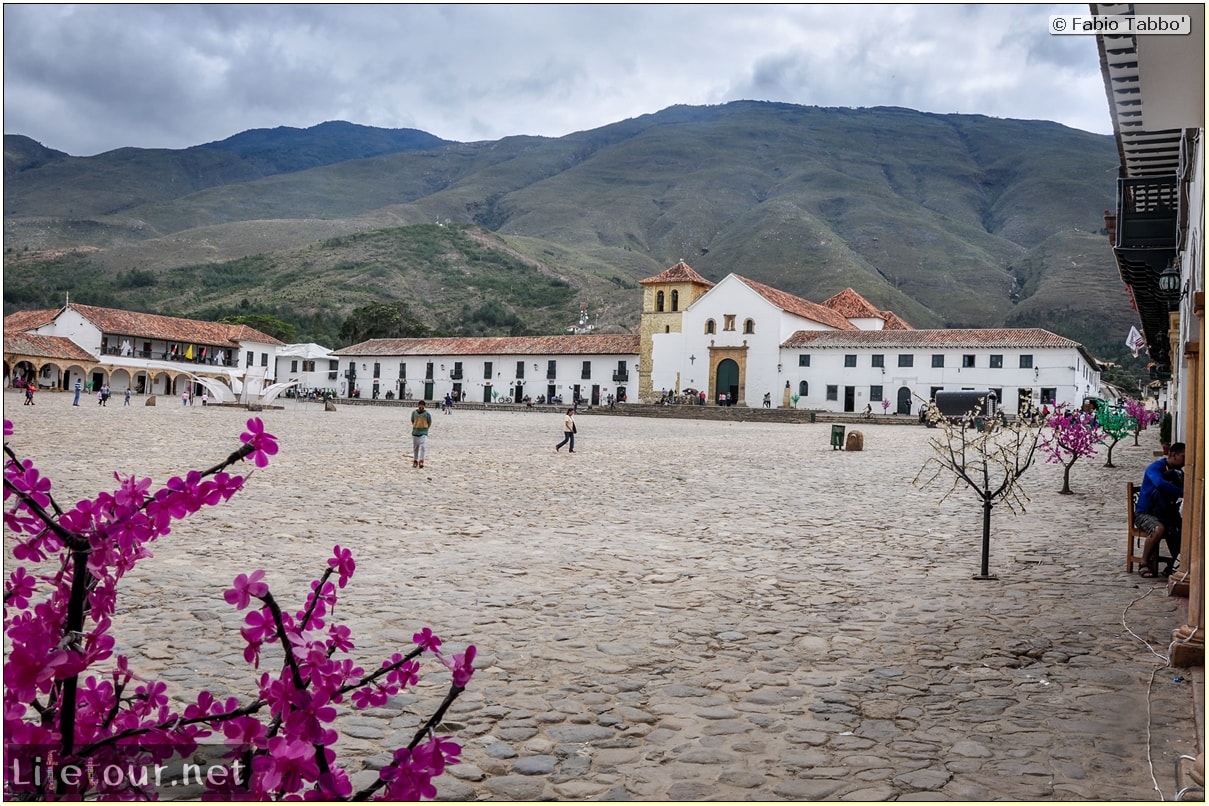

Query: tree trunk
1061;460;1074;494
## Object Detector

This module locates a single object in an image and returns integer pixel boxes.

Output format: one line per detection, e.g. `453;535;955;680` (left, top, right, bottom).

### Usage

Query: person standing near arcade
411;400;432;469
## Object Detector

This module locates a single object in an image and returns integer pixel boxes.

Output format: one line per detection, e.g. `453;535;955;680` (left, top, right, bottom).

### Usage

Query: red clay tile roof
639;261;715;287
3;332;95;362
4;309;60;332
781;328;1098;367
822;288;883;319
67;303;285;347
879;311;913;330
333;334;640;357
733;276;856;331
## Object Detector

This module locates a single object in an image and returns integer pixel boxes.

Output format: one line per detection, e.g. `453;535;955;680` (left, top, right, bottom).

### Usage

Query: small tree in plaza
1041;406;1102;494
1094;401;1135;468
3;418;473;800
914;399;1043;579
1123;398;1159;446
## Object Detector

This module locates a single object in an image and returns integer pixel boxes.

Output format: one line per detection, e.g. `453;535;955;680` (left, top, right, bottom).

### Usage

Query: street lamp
1158;259;1182;297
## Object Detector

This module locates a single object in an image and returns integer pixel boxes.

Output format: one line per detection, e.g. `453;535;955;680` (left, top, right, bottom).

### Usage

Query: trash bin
809;411;816;423
831;424;846;450
973;417;985;432
845;430;864;451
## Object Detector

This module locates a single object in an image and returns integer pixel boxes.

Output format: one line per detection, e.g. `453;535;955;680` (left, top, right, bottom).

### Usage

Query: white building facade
275;343;340;397
331;335;640;405
780;329;1101;416
3;303;283;403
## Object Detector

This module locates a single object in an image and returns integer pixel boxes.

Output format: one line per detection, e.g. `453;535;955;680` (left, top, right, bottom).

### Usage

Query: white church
636;261;1100;416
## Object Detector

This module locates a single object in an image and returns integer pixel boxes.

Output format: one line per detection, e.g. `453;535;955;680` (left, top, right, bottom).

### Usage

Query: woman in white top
555;408;576;453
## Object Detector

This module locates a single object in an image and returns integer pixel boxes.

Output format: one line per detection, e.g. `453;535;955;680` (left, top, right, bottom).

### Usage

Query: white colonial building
637;261;1100;415
330;335;640;405
3;303;283;403
4;264;1101;416
779;329;1100;416
275;343;340;397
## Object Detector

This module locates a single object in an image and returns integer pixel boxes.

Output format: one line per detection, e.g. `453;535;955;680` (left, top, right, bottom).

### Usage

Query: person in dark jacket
1135;442;1185;577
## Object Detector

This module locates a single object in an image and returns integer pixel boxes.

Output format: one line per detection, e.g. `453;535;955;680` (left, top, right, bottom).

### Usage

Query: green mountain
3;101;1138;378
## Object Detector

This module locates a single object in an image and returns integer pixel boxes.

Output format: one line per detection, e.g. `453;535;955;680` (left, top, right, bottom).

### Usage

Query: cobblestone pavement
5;394;1202;801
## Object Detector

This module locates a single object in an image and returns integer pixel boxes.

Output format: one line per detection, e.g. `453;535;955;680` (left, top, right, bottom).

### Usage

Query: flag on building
1125;325;1145;358
186;345;194;360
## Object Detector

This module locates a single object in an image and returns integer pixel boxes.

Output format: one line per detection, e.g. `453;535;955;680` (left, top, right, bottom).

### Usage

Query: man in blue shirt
1135;442;1185;577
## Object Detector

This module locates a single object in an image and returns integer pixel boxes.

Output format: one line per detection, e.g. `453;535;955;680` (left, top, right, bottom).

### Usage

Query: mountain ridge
3;101;1138;382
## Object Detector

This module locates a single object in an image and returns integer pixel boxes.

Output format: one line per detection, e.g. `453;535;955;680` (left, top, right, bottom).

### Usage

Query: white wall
778;345;1098;414
337;351;637;403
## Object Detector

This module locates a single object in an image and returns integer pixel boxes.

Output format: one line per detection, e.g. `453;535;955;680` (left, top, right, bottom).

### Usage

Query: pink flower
240;418;279;468
242;607;277;644
350;684;389;709
449;645;476;688
328;545;355;588
222;714;267;748
212;472;245;501
5;567;36;609
224;570;269;610
413;627;442;652
384;656;419;689
326;624;354;654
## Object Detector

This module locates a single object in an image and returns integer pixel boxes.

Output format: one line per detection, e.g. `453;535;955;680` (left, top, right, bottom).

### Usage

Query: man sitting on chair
1135;442;1186;578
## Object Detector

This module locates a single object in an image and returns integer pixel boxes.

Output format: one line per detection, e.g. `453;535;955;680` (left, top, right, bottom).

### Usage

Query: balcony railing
450;371;463;380
1116;175;1178;250
612;371;629;382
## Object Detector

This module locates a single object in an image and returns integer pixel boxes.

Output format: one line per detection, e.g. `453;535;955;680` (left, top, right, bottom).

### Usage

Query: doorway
715;359;739;405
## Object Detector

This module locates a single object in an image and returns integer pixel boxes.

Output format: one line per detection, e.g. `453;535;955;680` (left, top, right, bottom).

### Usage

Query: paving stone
31;407;1194;804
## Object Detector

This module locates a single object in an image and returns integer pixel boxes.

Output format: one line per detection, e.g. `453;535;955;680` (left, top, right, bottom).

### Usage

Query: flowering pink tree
3;418;472;800
881;398;890;415
1041;406;1102;494
1123;398;1159;446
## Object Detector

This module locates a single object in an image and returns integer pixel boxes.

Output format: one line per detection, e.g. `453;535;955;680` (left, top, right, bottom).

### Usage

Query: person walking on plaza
411;400;432;468
555;408;576;453
24;381;36;406
101;384;110;406
124;388;132;406
73;379;82;406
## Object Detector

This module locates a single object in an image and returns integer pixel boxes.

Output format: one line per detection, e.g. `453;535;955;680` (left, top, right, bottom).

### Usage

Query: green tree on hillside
220;313;297;343
339;301;431;345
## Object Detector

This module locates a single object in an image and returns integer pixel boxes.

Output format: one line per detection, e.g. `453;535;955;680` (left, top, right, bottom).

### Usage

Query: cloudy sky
3;4;1113;157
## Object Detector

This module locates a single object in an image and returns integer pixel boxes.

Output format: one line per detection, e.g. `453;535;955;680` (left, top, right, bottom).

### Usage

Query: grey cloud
3;3;1112;157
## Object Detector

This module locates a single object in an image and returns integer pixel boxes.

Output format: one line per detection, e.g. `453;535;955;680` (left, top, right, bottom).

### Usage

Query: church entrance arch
716;359;739;406
897;386;913;415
